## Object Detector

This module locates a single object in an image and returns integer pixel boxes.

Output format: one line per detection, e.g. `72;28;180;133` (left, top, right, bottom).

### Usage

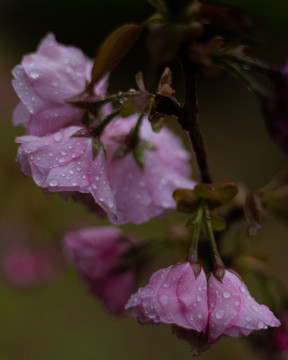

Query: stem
93;109;120;137
203;203;224;269
187;206;203;263
178;51;212;183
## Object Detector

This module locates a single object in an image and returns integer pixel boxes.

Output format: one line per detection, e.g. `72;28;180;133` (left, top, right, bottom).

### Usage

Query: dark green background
0;0;287;359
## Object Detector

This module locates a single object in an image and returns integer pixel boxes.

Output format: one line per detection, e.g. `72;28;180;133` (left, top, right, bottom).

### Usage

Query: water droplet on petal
239;285;246;293
160;295;169;305
251;304;259;312
163;282;170;288
235;300;240;307
49;179;58;187
58;158;65;163
54;132;63;142
49;152;54;157
245;316;251;322
197;295;202;302
72;181;78;186
197;313;203;319
69;170;74;175
29;70;40;79
223;291;231;299
215;311;224;320
258;321;264;329
61;150;67;156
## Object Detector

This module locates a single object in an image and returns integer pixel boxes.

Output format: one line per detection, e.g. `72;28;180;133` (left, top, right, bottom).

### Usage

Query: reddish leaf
89;24;142;91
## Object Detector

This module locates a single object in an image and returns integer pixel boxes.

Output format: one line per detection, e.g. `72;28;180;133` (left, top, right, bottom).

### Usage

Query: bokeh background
0;0;288;359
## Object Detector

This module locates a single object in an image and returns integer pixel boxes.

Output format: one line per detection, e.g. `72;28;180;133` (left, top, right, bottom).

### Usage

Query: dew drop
197;295;202;302
160;295;169;305
49;179;58;187
239;285;246;293
235;300;240;307
95;176;100;181
69;170;74;175
223;291;231;299
72;181;78;186
197;313;203;319
163;282;170;288
258;321;264;329
29;70;40;79
58;158;65;163
54;132;63;142
198;286;202;291
215;311;223;320
61;150;67;156
251;304;259;312
49;152;54;157
99;197;104;202
245;316;251;322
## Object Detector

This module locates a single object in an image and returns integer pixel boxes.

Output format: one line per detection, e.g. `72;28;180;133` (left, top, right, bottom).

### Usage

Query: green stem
187;206;203;263
203;203;224;269
93;109;120;137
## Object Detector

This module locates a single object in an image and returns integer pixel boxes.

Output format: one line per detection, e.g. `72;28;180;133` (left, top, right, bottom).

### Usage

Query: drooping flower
3;246;59;288
64;226;136;314
100;115;196;224
16;115;195;225
12;33;108;136
125;262;208;332
126;264;280;354
207;269;281;340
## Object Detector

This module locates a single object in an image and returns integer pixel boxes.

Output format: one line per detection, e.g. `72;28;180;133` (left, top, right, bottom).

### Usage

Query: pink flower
3;247;59;288
64;226;136;314
100;116;196;224
12;33;107;136
16;116;195;225
208;270;280;340
125;262;208;332
15;126;101;191
126;265;280;354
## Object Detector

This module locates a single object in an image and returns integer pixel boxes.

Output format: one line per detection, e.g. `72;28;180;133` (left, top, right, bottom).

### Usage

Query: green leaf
92;138;104;159
120;100;136;118
214;183;238;204
133;148;146;168
135;72;146;93
89;24;142;90
194;183;214;199
173;188;198;213
210;215;226;231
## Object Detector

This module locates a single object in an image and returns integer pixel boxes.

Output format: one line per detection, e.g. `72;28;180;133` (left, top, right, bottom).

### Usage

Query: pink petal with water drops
125;262;208;332
208;270;280;340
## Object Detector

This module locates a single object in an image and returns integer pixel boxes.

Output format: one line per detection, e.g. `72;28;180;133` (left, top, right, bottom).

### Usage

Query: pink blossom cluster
64;226;136;315
125;262;280;352
12;34;195;225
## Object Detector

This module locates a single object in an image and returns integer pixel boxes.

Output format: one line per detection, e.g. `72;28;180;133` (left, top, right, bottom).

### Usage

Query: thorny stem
178;50;212;184
203;203;224;269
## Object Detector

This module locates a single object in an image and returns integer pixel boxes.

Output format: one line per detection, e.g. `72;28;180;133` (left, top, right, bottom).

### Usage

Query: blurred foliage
0;0;288;359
